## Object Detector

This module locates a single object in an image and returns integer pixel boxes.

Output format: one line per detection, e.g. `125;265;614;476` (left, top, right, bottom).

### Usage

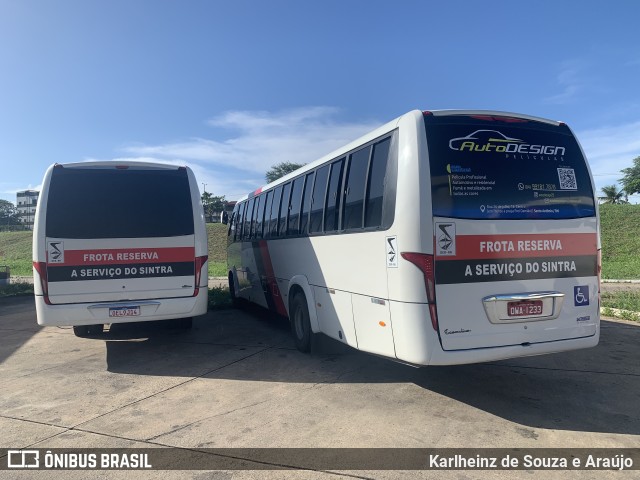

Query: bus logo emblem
47;241;64;264
386;236;398;268
436;223;456;256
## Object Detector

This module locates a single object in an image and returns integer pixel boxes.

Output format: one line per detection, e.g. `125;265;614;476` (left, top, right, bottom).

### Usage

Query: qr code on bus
557;168;577;190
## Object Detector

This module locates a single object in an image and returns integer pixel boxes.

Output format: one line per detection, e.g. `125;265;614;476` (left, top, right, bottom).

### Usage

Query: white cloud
545;60;587;105
578;120;640;196
119;107;379;200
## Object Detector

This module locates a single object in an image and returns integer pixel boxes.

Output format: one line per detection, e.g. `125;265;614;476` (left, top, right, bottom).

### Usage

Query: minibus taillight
193;255;208;297
401;252;439;331
33;261;51;305
597;249;602;308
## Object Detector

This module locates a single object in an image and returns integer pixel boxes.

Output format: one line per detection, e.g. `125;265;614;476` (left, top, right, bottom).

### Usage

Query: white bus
227;110;600;366
33;161;209;336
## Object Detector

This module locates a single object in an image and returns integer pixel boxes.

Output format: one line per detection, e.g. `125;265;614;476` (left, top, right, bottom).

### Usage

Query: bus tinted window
269;186;283;237
300;172;314;234
425;115;596;219
343;146;371;230
309;165;330;234
364;139;390;228
252;194;264;238
258;191;271;239
243;198;255;240
324;158;345;232
288;176;305;235
236;202;246;241
46;168;194;239
278;183;292;236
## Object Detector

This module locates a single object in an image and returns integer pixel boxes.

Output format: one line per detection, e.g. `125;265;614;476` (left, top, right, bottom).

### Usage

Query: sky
1;0;640;203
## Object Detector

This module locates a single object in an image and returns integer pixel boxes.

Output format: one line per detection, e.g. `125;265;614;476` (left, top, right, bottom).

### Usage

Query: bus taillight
401;252;438;331
33;261;51;305
193;255;208;297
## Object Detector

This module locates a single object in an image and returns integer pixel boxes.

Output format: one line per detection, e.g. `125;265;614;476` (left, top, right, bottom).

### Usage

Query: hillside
599;203;640;279
0;231;33;276
0;223;229;278
1;208;638;279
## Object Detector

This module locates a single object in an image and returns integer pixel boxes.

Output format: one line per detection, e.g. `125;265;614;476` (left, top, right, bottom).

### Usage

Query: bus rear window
425;115;596;219
46;167;195;238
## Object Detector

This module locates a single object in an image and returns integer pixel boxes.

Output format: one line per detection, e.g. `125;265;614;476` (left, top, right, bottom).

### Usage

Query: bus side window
309;165;330;234
278;182;292;237
365;138;391;228
243;198;255;240
258;191;272;239
252;194;263;239
343;146;371;230
236;201;247;241
324;158;345;233
287;176;305;235
228;203;239;237
269;186;283;237
299;172;314;235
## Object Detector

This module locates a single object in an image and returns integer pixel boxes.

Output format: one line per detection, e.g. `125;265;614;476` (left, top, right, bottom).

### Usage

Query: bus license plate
109;306;141;318
507;300;543;317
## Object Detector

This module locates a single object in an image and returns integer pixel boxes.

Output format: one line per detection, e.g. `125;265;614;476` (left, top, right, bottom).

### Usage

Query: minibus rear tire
73;324;103;337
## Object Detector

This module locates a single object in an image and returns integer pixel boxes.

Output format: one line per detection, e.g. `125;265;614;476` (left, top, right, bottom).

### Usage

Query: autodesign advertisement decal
46;246;195;282
425;118;596;220
434;233;598;284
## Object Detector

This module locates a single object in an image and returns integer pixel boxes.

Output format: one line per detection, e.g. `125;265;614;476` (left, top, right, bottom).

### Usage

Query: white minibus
33;161;208;336
227;110;600;366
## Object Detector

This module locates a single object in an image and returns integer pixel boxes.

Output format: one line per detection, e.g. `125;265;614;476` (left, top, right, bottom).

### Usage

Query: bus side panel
352;293;394;357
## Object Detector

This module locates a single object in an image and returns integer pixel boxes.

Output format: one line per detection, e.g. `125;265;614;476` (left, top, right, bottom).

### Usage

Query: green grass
0;282;34;297
600;204;640;279
0;231;33;276
601;290;640;313
206;223;228;277
208;285;232;309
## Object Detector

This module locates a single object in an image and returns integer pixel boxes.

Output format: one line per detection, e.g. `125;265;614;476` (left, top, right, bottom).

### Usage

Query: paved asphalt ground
0;296;639;479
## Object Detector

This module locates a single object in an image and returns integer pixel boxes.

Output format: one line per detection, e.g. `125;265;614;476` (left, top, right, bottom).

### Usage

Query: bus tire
73;324;103;337
229;272;240;307
291;291;312;353
73;325;89;337
169;317;193;329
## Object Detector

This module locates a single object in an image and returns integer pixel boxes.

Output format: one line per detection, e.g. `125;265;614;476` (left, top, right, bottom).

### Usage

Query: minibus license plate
109;306;141;318
507;300;543;317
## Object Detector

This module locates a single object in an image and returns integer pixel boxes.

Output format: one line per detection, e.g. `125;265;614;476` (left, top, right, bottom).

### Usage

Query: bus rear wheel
73;324;103;337
291;292;312;353
229;272;240;307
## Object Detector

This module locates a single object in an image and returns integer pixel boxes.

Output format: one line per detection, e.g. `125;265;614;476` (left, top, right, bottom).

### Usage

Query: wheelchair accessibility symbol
574;286;589;306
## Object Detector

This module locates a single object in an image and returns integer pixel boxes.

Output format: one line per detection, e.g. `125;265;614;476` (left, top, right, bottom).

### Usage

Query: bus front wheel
291;292;312;353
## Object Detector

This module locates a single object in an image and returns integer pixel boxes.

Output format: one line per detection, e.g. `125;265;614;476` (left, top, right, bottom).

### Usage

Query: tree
599;184;628;204
266;162;306;183
201;192;227;221
0;199;19;226
620;156;640;196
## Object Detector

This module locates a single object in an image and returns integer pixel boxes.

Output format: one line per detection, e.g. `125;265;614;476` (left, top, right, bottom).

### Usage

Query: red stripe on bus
258;240;288;316
49;246;196;266
436;233;597;260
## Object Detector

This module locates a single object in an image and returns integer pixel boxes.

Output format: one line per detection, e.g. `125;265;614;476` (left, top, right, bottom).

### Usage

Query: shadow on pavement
101;303;640;437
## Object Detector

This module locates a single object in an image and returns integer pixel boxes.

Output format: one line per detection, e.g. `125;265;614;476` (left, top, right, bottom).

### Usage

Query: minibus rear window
46;167;194;238
425;115;596;219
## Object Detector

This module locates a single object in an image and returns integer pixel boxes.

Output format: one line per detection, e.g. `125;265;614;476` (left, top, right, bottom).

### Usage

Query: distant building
207;201;236;223
16;190;39;230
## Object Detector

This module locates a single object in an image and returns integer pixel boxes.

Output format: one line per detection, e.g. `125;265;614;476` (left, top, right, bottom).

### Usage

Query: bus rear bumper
35;290;208;327
389;300;600;366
